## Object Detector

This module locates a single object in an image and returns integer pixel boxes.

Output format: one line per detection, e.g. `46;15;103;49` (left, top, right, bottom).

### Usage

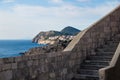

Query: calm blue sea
0;40;44;58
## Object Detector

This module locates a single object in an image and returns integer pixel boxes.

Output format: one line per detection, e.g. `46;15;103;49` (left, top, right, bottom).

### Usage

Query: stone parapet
0;51;78;80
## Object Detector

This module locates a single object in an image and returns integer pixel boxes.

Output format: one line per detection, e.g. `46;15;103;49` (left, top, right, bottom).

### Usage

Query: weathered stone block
49;72;56;78
2;64;11;71
12;63;17;69
27;60;33;67
17;61;26;69
0;70;12;80
0;59;3;65
15;56;22;62
33;60;39;65
69;60;75;68
61;68;67;75
66;73;74;80
38;73;49;80
3;58;14;63
22;56;29;61
31;55;39;60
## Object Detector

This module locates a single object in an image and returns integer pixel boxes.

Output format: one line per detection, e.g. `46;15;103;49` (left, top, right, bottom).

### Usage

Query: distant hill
61;26;80;35
37;30;62;39
32;26;80;43
32;30;62;43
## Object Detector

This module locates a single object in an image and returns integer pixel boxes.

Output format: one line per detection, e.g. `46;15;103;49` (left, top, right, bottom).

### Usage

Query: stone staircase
72;35;120;80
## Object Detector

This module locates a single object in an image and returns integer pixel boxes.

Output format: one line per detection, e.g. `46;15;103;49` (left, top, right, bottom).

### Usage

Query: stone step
113;34;120;41
73;74;99;80
77;69;98;75
80;64;108;70
87;56;113;60
102;46;118;50
85;59;110;63
71;35;120;80
96;52;114;56
103;43;118;48
112;39;120;41
84;60;110;65
107;40;119;43
97;48;117;52
106;41;119;46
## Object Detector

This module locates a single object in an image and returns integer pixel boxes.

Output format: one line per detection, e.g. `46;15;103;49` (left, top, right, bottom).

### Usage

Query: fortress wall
66;5;120;62
0;51;79;80
63;5;120;79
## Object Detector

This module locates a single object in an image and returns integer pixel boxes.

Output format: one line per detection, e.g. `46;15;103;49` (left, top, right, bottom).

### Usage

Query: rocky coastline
32;26;80;45
24;26;80;55
25;39;71;55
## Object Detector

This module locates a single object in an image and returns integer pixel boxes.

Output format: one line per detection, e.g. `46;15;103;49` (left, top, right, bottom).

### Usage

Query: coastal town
37;35;75;45
32;26;80;45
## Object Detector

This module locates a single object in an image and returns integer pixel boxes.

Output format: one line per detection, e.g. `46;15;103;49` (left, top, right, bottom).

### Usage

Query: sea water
0;40;44;58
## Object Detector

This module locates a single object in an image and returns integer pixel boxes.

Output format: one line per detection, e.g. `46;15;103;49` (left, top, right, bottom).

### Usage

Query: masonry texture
0;5;120;80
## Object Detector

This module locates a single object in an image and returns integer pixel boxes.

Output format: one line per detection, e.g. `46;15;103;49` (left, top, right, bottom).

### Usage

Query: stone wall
64;4;120;79
0;51;77;80
65;5;120;61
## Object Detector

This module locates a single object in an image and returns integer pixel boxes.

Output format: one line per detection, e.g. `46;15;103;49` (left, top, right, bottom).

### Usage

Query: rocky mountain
32;30;62;43
61;26;80;35
32;26;80;44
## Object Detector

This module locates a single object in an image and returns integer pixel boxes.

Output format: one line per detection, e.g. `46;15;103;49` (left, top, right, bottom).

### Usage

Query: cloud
2;0;15;3
51;0;63;3
12;4;80;17
12;0;120;18
77;0;90;2
0;0;119;39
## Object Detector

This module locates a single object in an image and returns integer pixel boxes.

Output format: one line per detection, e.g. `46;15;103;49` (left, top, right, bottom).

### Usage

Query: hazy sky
0;0;120;39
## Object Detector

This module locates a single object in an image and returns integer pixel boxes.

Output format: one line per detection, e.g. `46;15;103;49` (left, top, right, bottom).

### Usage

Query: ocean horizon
0;40;44;58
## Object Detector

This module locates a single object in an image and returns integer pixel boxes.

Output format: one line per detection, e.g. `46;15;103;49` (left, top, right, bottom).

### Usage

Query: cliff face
32;26;80;44
32;30;62;43
25;40;71;55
